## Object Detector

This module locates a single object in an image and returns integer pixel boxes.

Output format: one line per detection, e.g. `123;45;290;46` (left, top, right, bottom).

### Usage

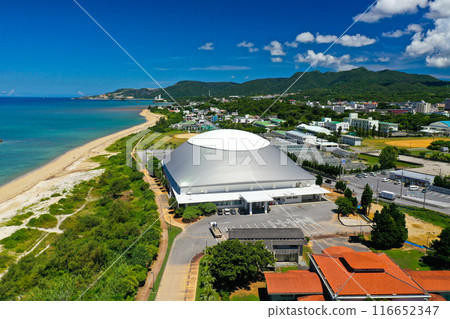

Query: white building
163;130;329;213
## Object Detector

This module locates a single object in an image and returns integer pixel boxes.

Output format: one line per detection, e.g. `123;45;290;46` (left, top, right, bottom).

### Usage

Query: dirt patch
385;138;445;148
173;133;198;139
405;215;442;246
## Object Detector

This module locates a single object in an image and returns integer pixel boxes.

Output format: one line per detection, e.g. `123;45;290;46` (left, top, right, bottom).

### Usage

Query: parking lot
344;174;450;213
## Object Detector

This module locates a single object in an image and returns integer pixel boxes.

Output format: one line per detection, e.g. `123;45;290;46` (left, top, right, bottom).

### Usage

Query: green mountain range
82;68;450;102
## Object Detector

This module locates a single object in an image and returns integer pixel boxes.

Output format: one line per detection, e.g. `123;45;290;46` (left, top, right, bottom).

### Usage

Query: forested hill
83;68;450;102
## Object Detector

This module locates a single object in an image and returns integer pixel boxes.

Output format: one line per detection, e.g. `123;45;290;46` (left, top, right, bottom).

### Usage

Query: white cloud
271;57;283;63
231;75;235;79
382;23;423;37
295;32;315;43
338;34;376;47
237;41;259;52
244;75;250;79
354;0;428;23
198;42;214;50
284;41;299;48
1;89;15;96
377;57;390;62
353;56;369;63
189;65;250;71
406;2;450;68
426;56;450;67
294;50;356;71
77;90;85;96
315;34;338;43
263;41;286;56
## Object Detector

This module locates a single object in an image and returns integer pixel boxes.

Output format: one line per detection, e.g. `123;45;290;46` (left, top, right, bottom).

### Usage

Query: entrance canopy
240;191;273;203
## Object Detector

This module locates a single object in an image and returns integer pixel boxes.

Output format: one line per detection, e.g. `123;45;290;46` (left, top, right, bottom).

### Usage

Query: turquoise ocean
0;97;157;187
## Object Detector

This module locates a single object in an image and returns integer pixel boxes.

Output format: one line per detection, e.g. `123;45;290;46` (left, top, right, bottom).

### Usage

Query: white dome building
163;129;328;214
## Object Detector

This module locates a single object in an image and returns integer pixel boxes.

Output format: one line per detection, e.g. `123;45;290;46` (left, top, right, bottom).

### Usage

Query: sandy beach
0;109;163;210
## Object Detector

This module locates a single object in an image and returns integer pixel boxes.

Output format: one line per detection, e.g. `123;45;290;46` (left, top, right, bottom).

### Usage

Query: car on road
382;178;390;182
394;180;401;185
409;185;419;191
370;172;376;176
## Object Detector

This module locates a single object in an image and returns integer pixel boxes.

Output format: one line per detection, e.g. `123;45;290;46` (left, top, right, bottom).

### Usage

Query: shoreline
0;109;162;207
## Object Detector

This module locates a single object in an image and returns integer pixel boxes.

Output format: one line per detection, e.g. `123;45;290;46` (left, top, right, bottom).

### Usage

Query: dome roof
187;129;270;151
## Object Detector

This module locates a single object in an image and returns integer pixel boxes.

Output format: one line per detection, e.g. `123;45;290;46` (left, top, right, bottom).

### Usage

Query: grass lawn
148;225;182;301
230;292;260;301
137;130;189;151
230;282;265;301
278;266;299;273
195;256;206;301
357;154;420;169
377;249;430;271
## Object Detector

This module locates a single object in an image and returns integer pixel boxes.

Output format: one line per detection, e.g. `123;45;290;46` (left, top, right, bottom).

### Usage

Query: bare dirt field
173;133;198;139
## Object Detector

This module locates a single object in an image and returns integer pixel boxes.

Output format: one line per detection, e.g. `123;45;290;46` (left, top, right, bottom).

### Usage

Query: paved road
342;175;450;214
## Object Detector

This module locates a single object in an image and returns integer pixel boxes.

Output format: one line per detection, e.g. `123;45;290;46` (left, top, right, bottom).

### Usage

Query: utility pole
423;187;427;208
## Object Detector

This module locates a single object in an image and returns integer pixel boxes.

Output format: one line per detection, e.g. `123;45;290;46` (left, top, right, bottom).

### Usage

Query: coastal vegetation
0;134;161;300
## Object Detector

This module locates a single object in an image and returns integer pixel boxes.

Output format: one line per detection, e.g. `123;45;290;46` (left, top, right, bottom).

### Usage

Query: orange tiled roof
265;270;323;295
341;252;386;271
311;250;427;297
429;293;447;301
322;246;355;256
405;270;450;292
297;295;325;301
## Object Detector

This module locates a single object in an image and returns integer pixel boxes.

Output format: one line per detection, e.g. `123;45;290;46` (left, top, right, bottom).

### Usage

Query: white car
223;208;231;215
409;185;419;191
382;178;389;182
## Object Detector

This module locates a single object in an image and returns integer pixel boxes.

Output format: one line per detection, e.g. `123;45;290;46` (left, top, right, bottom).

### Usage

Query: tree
427;227;450;270
182;206;201;222
199;203;217;216
371;203;408;249
316;174;323;186
360;184;373;215
335;180;347;193
379;146;399;169
335;197;355;216
344;187;357;208
107;177;130;197
206;240;275;293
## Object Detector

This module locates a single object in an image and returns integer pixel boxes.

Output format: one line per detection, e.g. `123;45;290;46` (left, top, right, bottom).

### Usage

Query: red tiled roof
405;270;450;292
297;295;325;301
311;251;427;297
265;270;323;295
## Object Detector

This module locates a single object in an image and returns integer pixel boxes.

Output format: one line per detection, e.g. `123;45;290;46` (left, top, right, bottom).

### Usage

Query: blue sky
1;0;449;97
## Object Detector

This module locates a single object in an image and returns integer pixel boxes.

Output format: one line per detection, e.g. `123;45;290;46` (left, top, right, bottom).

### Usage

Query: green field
0;228;44;253
377;249;430;271
357;154;420;169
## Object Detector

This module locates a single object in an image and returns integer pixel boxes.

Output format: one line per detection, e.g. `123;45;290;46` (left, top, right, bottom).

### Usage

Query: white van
409;185;419;191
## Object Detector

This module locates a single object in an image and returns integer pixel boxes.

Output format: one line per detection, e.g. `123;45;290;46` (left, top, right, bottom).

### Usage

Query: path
134;168;169;300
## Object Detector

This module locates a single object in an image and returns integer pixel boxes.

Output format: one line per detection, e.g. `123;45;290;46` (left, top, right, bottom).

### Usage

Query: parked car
394;180;401;185
382;178;390;182
409;185;419;191
231;208;237;215
356;174;363;178
421;188;427;193
381;171;387;175
325;179;332;184
217;210;223;215
370;172;376;176
362;173;368;178
223;208;231;215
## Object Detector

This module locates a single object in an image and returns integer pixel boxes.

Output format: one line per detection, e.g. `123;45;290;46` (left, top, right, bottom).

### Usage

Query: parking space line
246;224;251;228
254;223;259;228
267;220;277;228
261;223;267;228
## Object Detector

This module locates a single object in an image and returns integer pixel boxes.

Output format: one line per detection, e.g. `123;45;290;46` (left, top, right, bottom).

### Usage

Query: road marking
261;223;267;228
254;223;259;228
267;220;277;228
246;224;251;228
240;225;243;228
